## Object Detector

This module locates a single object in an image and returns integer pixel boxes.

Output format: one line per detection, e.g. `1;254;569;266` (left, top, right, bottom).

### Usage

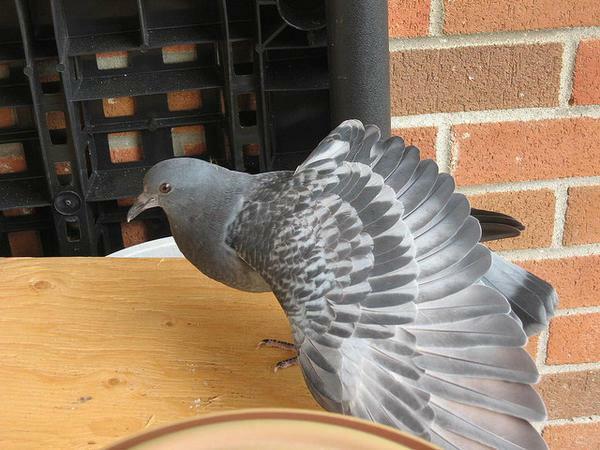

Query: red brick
390;44;562;115
102;97;135;117
392;127;437;161
37;59;60;83
45;111;66;130
243;144;261;157
220;91;226;114
388;0;430;38
547;313;600;365
162;44;197;64
108;131;143;163
564;186;600;246
0;142;27;174
54;161;72;176
0;107;16;128
237;93;257;111
121;222;149;247
0;63;9;79
171;125;206;157
468;190;555;250
518;256;600;309
167;90;202;112
543;422;600;450
2;208;35;217
96;51;128;70
8;230;43;257
525;335;539;360
573;40;600;106
444;0;600;34
537;371;600;419
452;118;600;186
117;197;136;208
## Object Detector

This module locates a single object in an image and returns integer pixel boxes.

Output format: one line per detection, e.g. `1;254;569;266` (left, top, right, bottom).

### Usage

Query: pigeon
128;120;558;449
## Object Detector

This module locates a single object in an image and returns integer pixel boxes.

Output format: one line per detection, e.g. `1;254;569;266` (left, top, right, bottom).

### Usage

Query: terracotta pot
106;408;439;450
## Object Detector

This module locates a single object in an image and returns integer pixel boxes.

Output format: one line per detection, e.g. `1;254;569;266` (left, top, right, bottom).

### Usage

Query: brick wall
4;4;596;444
389;1;600;446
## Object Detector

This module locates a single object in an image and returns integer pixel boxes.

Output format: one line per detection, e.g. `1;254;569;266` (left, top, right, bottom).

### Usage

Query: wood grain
0;258;320;449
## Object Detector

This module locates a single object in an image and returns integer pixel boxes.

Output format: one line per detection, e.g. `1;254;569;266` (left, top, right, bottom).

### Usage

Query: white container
108;236;184;258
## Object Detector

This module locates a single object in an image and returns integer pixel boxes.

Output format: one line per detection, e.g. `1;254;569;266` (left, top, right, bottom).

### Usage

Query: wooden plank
0;258;320;449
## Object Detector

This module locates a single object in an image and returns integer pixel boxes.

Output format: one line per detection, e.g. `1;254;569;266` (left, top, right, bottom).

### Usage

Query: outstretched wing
228;121;547;449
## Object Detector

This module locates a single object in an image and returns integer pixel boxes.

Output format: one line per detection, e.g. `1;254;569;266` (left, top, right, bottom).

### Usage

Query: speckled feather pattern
226;121;556;450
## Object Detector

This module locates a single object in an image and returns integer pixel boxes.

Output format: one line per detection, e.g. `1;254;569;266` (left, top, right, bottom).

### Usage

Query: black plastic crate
0;0;390;256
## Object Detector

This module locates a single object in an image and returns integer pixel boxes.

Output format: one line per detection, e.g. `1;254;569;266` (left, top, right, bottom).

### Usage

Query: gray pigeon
128;120;558;449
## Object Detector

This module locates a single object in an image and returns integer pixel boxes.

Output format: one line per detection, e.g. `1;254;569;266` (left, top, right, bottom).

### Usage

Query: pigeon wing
228;120;547;449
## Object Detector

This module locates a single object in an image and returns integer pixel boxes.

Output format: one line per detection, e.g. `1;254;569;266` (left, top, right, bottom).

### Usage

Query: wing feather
229;120;549;449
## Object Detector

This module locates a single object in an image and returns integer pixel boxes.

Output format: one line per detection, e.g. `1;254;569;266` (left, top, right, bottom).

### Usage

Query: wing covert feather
228;120;548;449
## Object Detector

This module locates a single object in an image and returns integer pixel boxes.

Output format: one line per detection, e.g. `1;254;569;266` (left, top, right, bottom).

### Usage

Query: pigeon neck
167;170;269;292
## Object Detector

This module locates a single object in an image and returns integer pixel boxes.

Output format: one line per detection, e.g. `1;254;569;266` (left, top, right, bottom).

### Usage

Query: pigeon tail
471;208;525;242
481;253;558;336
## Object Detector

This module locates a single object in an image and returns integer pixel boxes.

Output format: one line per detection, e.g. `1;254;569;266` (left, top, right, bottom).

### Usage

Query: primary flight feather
128;120;558;449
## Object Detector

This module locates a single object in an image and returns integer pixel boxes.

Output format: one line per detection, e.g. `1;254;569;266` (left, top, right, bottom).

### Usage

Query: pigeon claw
273;357;298;373
256;339;298;372
256;338;296;351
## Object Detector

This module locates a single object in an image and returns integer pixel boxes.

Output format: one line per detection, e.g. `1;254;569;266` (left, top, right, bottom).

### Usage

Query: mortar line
532;421;544;433
456;176;600;195
558;37;579;107
500;244;600;261
535;328;549;369
544;415;600;426
391;105;600;128
535;327;549;434
539;361;600;374
434;123;451;173
551;184;569;248
554;306;600;317
458;179;600;196
389;26;600;51
428;0;445;37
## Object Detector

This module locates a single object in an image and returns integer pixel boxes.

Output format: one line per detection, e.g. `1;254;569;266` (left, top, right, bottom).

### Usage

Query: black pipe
326;0;391;138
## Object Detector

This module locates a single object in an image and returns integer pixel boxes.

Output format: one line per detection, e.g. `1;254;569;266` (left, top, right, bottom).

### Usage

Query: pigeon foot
274;356;298;372
256;338;296;351
256;339;298;372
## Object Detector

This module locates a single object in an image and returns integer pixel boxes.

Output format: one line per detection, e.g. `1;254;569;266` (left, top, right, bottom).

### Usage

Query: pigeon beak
127;193;159;222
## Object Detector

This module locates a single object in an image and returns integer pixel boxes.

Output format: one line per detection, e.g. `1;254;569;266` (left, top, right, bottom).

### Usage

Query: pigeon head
127;157;224;223
126;157;267;291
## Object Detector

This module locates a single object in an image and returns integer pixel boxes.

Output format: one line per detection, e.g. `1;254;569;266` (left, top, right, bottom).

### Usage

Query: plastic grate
0;0;333;255
0;0;389;256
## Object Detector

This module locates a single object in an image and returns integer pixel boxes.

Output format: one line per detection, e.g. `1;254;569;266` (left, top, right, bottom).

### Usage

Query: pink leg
256;339;298;372
274;356;299;372
256;339;296;351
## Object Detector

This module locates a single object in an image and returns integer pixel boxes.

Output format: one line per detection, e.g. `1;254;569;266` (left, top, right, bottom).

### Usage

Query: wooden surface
0;258;320;449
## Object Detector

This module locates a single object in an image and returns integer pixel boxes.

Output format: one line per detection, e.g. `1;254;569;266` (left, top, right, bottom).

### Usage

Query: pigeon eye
159;182;172;194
